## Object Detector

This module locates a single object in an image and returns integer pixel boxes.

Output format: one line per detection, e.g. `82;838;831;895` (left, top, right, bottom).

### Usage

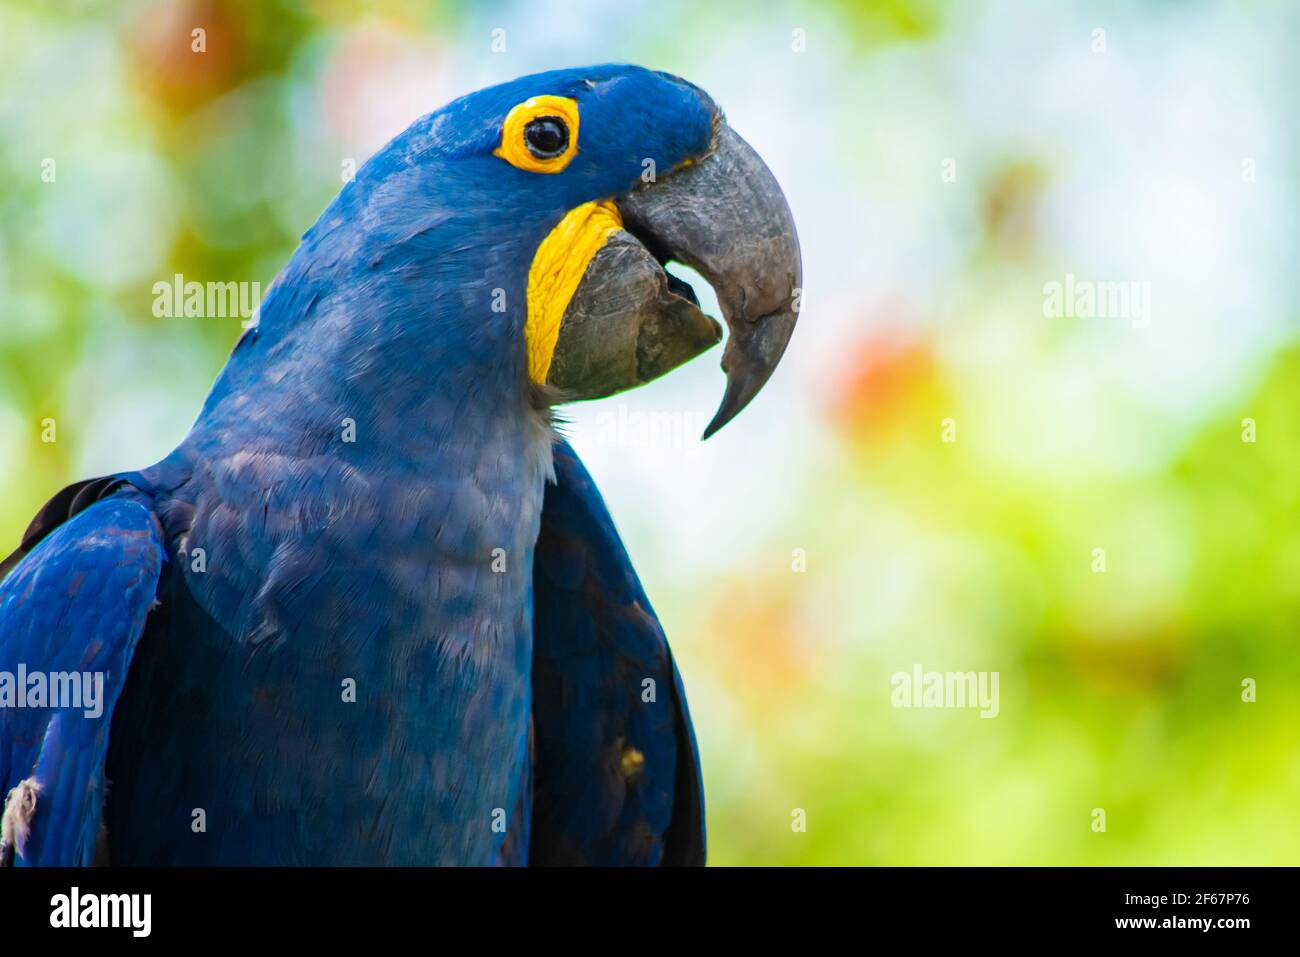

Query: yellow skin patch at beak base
525;199;623;383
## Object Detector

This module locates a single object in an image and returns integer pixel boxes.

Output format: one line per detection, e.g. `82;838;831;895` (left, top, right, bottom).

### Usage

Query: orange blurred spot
129;0;242;112
829;313;936;435
705;578;822;705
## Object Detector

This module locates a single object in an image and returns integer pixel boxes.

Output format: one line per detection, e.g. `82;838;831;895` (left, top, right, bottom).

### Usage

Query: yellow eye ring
493;95;580;174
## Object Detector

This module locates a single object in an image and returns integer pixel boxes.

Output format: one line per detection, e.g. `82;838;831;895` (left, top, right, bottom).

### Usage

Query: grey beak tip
700;304;798;440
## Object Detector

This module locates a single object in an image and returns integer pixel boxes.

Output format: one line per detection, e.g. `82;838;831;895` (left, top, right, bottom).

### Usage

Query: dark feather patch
530;439;705;865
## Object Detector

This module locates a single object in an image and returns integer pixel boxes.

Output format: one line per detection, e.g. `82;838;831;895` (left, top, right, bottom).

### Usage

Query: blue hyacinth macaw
0;65;800;866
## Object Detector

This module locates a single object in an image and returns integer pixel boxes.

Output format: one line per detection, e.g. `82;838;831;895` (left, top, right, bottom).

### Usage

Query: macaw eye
494;95;580;173
524;117;569;159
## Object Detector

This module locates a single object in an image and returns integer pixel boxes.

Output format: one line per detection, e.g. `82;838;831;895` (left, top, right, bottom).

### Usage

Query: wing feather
530;439;705;865
0;495;162;866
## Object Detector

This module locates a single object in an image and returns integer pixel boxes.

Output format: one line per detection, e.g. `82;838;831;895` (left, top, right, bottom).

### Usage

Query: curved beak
546;123;802;439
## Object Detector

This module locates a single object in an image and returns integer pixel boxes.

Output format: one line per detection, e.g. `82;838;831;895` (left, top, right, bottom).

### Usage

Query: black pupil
524;117;568;158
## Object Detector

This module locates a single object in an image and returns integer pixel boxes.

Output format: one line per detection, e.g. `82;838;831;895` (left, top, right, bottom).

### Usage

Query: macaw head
265;64;800;439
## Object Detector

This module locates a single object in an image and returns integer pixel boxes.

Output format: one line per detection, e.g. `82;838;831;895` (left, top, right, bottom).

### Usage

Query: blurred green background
1;0;1297;864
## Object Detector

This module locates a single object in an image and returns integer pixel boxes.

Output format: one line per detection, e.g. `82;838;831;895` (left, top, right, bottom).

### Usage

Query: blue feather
0;497;163;865
531;440;705;864
0;65;711;865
